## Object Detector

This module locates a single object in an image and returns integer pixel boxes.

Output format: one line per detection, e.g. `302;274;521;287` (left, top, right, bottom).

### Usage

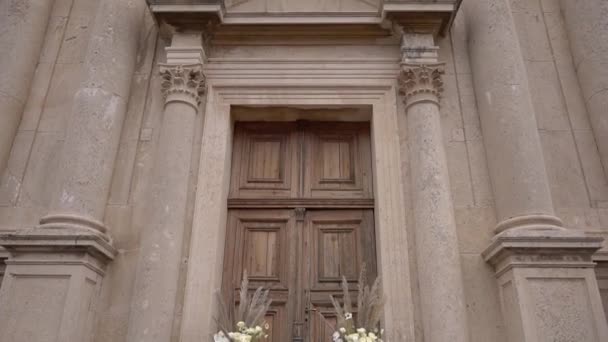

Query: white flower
264;323;270;330
345;312;353;320
340;327;347;333
213;331;230;342
357;328;366;335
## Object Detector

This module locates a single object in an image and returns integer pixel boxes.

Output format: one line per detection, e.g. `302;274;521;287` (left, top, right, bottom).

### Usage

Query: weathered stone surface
0;1;607;341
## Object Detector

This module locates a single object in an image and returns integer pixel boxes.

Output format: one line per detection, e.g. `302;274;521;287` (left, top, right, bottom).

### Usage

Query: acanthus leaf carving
159;63;206;106
398;63;445;104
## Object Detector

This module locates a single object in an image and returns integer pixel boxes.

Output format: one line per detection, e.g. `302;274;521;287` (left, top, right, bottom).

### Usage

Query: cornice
146;0;461;37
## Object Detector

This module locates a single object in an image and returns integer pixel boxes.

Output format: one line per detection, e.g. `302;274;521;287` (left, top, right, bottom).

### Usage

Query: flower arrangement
329;265;385;342
214;271;271;342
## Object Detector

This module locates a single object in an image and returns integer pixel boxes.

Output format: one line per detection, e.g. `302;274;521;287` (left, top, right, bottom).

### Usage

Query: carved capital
159;63;205;106
398;63;445;106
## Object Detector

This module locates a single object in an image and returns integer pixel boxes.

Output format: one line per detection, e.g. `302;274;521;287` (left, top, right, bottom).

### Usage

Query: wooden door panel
304;123;373;199
305;210;377;291
222;210;297;341
309;306;339;342
230;122;299;198
304;210;377;341
226;210;293;290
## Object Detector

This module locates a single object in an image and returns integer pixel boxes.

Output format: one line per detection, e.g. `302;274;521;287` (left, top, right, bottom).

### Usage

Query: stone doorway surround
179;64;416;341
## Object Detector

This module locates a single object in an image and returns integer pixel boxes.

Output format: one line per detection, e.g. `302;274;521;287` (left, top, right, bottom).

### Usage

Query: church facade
0;0;608;341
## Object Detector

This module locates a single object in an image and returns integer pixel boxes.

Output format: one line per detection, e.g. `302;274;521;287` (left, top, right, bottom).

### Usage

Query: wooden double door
222;122;377;341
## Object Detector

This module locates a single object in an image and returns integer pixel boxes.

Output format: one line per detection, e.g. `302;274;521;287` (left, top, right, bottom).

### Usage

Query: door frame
179;70;416;342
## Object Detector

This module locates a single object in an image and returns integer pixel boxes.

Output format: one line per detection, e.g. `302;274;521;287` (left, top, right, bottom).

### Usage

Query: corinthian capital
398;63;445;105
159;63;206;106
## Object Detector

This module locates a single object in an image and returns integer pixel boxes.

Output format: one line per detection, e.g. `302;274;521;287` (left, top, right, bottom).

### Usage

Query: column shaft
464;0;562;233
39;0;145;235
400;60;470;342
126;58;204;341
560;0;608;177
464;1;608;341
0;0;54;176
0;1;144;341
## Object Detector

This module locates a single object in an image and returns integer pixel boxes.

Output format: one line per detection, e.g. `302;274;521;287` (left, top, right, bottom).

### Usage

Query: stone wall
0;0;606;341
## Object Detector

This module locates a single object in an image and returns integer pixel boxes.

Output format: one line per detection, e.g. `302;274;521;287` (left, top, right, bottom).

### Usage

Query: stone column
398;34;470;342
39;0;145;235
0;1;144;341
560;0;608;176
126;33;205;342
0;0;54;176
464;0;608;340
465;0;562;234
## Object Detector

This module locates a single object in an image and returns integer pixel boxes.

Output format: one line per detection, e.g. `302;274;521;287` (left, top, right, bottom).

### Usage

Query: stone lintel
483;230;604;277
0;227;116;269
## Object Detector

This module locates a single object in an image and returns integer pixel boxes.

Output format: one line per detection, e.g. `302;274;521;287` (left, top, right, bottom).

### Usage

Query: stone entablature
146;0;461;36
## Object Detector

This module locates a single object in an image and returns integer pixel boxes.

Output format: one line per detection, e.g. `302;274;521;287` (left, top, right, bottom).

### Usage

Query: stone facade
0;0;607;341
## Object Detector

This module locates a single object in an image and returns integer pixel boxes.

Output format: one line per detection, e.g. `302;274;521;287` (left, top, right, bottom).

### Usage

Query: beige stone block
527;61;570;131
587;93;608;162
599;209;608;230
103;205;135;250
56;15;94;64
543;11;570;61
0;93;24;179
0;131;35;206
455;207;497;254
539;130;589;208
456;73;475;97
133;12;158;77
556;207;601;231
0;206;44;231
440;74;464;142
446;141;475;208
0;229;115;342
50;0;74;18
540;0;560;12
576;58;608;101
94;250;140;342
573;130;608;204
18;62;54;132
438;37;455;76
38;15;69;63
17;132;63;210
107;140;138;206
511;4;553;62
37;62;83;134
121;74;151;142
461;254;507;342
467;139;494;207
543;12;591;130
450;11;472;76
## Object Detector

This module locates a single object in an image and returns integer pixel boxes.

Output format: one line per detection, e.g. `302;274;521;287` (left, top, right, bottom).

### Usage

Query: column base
39;212;111;240
483;229;608;342
0;227;115;342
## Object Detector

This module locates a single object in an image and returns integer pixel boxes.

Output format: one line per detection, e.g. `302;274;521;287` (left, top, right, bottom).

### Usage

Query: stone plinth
0;228;115;342
483;230;608;342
